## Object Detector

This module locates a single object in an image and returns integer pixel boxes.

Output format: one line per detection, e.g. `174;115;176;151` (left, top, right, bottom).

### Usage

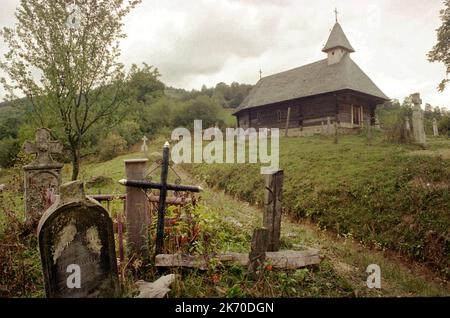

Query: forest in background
0;64;253;168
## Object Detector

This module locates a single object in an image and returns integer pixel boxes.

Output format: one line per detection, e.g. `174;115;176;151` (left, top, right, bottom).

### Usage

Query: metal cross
23;128;63;165
119;142;202;255
334;8;339;23
259;69;263;80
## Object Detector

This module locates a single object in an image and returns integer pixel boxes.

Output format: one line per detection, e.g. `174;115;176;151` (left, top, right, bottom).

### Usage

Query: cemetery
0;0;449;301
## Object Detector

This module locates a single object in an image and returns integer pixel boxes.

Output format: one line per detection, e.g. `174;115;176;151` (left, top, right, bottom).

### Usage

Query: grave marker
37;181;120;298
23;128;64;224
405;117;411;133
124;159;150;259
411;93;427;146
374;114;381;129
141;135;149;156
326;116;332;135
248;228;269;278
433;118;439;137
119;142;202;256
263;169;283;252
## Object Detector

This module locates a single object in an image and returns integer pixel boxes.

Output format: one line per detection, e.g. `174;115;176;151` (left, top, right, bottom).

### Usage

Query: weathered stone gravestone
411;93;427;146
141;135;149;155
23;128;63;224
433;118;439;137
405;117;411;133
326;116;332;135
37;181;120;298
374;114;381;129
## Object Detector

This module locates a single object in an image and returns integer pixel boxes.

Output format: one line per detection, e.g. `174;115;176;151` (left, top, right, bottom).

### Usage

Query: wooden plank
155;249;321;270
248;228;269;277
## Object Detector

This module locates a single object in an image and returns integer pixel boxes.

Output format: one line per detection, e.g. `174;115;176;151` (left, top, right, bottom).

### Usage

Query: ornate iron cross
119;142;202;255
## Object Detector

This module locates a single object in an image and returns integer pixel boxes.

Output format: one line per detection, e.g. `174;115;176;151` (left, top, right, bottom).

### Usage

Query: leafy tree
0;138;20;168
439;115;450;136
428;0;450;91
172;95;224;129
98;132;127;161
0;0;141;180
127;63;164;104
0;105;23;139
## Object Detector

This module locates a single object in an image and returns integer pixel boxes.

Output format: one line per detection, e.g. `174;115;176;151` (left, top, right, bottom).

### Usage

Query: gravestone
433;118;439;137
374;114;381;129
37;181;120;298
141;135;149;155
326;117;332;135
366;118;372;141
411;93;427;146
405;117;411;132
23;128;64;224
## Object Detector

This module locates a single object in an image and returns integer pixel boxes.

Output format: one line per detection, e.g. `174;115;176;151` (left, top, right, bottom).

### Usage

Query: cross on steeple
334;8;339;23
23;128;63;166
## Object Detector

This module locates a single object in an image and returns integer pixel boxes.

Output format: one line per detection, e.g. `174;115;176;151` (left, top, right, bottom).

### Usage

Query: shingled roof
234;53;389;114
322;22;355;53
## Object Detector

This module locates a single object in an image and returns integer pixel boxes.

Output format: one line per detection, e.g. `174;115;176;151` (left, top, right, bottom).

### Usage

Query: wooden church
233;20;389;134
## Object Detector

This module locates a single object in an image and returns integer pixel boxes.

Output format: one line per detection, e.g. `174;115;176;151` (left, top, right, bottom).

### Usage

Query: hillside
184;132;450;279
1;136;449;297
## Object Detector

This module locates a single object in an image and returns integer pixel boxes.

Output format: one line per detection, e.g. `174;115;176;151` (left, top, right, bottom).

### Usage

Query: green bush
116;120;142;147
172;95;225;129
439;116;450;137
185;135;450;277
0;138;20;168
97;133;127;161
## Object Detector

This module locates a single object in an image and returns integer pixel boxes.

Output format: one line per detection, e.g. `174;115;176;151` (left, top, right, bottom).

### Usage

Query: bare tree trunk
70;145;80;181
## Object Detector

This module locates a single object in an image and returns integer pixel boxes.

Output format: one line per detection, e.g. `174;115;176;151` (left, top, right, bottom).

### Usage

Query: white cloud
0;0;449;108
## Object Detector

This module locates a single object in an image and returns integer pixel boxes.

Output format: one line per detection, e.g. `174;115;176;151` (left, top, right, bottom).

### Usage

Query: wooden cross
23;128;63;165
141;135;149;152
119;142;202;255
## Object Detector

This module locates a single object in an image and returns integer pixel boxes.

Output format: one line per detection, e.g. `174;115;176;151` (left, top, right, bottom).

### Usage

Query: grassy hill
184;132;450;278
1;134;449;297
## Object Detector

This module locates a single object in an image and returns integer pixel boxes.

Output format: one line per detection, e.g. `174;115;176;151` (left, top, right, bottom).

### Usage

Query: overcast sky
0;0;449;108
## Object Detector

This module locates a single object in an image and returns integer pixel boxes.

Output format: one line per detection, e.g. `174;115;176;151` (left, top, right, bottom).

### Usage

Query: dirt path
177;166;449;297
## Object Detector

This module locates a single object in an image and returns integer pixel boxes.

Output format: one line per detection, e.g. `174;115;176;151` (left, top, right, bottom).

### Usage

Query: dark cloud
0;0;449;107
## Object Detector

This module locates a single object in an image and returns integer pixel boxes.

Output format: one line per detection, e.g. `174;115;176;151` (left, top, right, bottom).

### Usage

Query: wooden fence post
248;228;269;278
285;107;291;137
334;121;339;144
263;169;284;252
124;159;150;259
